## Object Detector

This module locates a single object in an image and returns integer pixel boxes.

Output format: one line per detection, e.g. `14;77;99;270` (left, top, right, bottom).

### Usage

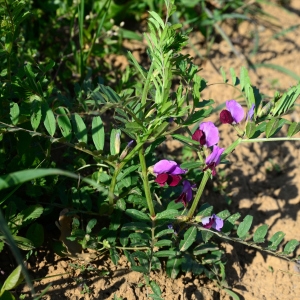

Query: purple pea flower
192;121;219;147
153;160;187;187
201;214;223;231
175;180;196;207
220;100;244;124
203;145;224;176
247;104;255;120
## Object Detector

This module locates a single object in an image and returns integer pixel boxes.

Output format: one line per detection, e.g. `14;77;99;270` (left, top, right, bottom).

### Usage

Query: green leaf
124;250;136;266
1;265;23;292
56;107;72;142
223;288;240;300
267;231;285;251
283;239;299;255
193;243;219;255
109;248;119;265
155;209;179;221
9;103;20;125
154;250;179;257
288;122;300;137
183;107;212;125
265;118;286;138
0;168;104;192
179;226;197;251
43;105;56;136
150;280;162;296
180;161;202;169
220;66;227;83
110;129;121;155
230;67;237;86
12;236;35;250
216;210;230;220
122;222;151;231
245;121;256;139
172;134;199;146
92;116;105;150
154;239;173;247
72;113;87;144
31;100;42;131
197;203;213;217
86;219;97;234
21;205;43;225
155;229;174;238
237;215;253;239
148;11;165;29
26;223;44;247
253;224;268;243
125;209;150;222
271;84;300;116
166;256;182;279
201;231;214;243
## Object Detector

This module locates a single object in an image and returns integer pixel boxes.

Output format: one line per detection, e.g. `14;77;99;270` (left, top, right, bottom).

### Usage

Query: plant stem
138;147;155;217
187;170;211;219
108;141;145;213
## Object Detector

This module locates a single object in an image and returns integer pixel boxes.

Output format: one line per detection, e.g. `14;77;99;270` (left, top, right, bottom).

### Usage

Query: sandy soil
6;1;300;299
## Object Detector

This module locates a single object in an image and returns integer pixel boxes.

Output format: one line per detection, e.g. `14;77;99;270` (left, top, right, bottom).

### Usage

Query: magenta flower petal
204;145;224;176
167;175;182;186
201;214;223;231
199;122;219;147
201;216;214;228
175;180;195;206
205;145;224;166
226;100;244;124
192;129;206;146
220;110;234;124
155;173;169;186
153;160;178;174
212;214;224;231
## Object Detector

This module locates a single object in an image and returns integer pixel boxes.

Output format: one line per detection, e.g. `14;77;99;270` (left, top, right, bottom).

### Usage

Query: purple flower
220;100;244;124
175;180;196;207
247;104;255;120
203;145;224;176
153;160;187;187
201;214;223;231
192;121;219;147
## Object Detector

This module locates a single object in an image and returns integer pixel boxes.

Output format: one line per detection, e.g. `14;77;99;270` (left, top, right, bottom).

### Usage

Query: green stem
139;147;155;217
108;141;145;213
242;137;300;143
187;170;211;219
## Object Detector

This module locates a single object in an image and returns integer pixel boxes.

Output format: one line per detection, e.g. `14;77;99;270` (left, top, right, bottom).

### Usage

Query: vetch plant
0;0;300;299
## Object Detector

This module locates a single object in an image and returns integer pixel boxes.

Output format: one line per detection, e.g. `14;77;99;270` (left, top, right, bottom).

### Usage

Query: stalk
187;170;211;219
138;147;155;217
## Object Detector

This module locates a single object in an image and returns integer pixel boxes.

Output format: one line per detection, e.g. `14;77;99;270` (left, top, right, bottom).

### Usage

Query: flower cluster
150;100;251;231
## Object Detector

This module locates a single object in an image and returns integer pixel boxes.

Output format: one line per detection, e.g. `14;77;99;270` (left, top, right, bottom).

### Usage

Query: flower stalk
139;147;155;217
187;170;211;219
